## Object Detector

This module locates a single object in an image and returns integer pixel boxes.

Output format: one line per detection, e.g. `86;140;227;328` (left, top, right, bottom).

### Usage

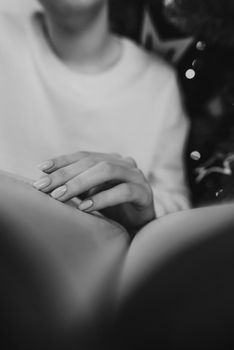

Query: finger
38;151;90;173
71;183;108;201
78;183;142;212
38;152;129;174
35;156;140;193
49;161;141;201
85;183;108;197
33;157;97;193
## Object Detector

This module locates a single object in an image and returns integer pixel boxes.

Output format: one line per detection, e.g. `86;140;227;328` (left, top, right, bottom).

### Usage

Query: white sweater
0;12;190;217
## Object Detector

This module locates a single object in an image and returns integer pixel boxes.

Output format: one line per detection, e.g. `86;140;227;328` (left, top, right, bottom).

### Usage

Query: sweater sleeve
149;73;191;217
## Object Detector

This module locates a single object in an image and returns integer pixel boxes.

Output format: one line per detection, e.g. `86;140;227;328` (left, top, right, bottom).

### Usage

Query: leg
0;172;129;348
119;203;234;299
115;204;234;350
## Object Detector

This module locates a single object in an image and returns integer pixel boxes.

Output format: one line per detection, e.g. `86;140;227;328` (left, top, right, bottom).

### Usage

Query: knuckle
82;158;96;168
125;157;137;167
135;168;145;180
99;160;112;174
77;151;89;159
111;153;122;158
56;167;69;179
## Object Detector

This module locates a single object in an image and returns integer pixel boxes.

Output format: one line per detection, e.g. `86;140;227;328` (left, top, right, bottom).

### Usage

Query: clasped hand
34;152;156;231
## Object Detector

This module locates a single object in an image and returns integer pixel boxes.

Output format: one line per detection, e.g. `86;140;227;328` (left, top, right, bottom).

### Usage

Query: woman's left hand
34;152;156;232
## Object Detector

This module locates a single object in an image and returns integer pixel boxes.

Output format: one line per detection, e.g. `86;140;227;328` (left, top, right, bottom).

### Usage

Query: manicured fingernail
79;199;94;211
33;177;51;190
38;160;54;171
51;185;67;199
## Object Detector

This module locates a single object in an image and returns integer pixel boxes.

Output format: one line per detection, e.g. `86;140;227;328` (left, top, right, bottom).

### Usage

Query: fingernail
38;160;54;171
51;185;67;199
33;177;51;190
79;199;94;211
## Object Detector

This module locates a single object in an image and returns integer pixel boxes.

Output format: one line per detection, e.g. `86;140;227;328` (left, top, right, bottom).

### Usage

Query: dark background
110;0;234;208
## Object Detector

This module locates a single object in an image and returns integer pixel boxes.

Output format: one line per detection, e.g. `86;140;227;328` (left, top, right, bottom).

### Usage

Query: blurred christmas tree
162;0;234;206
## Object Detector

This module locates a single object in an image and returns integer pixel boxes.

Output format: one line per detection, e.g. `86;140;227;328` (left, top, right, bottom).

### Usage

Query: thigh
119;203;234;300
0;171;129;337
114;212;234;350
